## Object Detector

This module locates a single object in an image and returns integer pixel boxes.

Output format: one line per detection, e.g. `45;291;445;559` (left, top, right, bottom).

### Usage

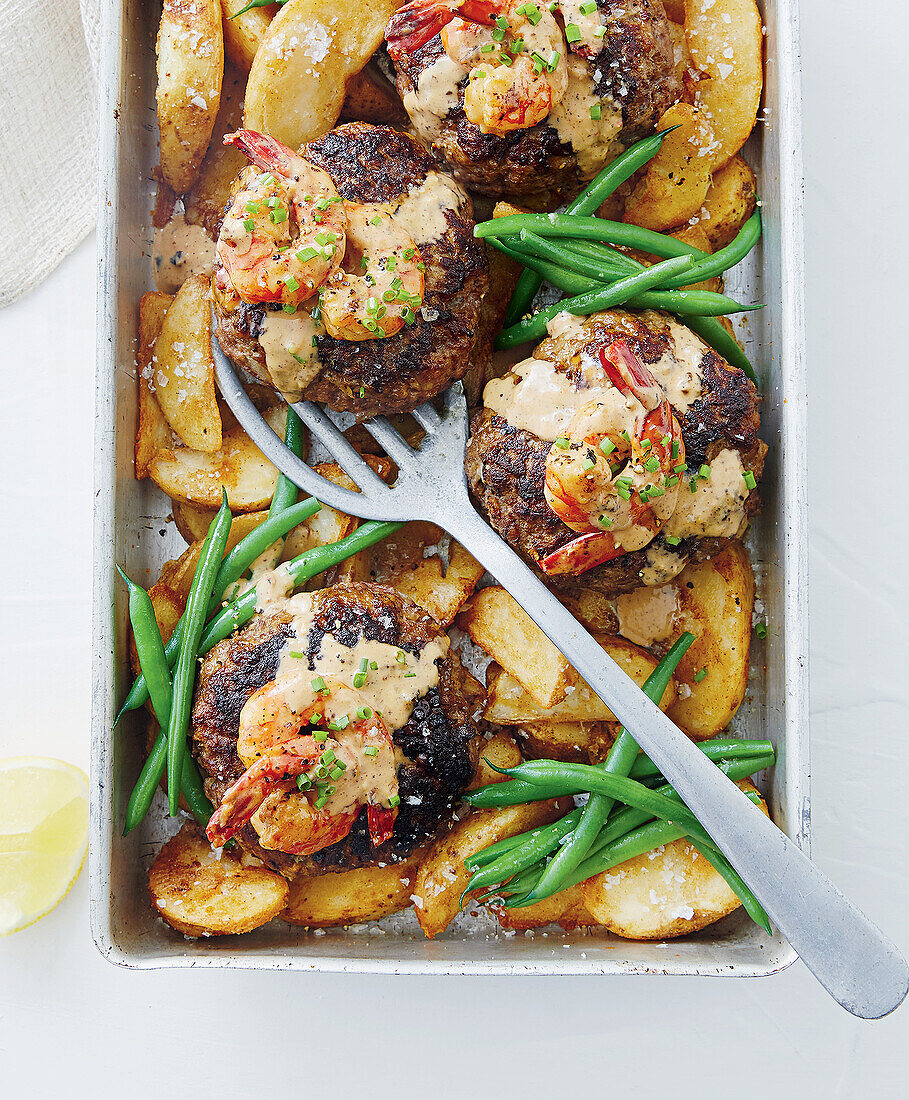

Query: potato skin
282;852;423;927
156;0;224;194
700;155;758;250
149;822;289;936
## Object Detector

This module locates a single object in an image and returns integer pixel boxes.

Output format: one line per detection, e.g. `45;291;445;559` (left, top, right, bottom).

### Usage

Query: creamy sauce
388;171;466;244
638;543;689;587
548;54;623;177
615;583;680;648
647;315;709;412
153;215;216;292
258;309;325;400
664;447;749;541
404;52;468;144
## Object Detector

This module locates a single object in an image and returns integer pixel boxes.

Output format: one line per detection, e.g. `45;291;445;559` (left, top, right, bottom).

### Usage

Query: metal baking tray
90;0;808;974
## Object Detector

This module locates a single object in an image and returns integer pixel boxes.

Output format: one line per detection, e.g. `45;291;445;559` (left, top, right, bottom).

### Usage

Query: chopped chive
743;470;757;490
699;464;711;479
499;53;513;66
328;764;344;780
320;748;336;765
288;650;305;659
364;745;379;757
311;676;327;695
620;429;630;442
270;208;288;224
284;276;300;292
644;456;660;472
672;440;680;458
546;49;560;71
693;668;708;683
581;457;595;471
580;0;596;12
598;514;612;529
594;23;607;37
590;104;602;120
755;621;767;638
495;14;508;27
599;438;616;456
388;794;401;808
395;650;406;664
565;22;581;43
356;706;373;720
370;661;379;670
243;218;255;232
282;304;296;314
666;535;681;546
309;713;322;726
673;462;687;473
481;42;494;52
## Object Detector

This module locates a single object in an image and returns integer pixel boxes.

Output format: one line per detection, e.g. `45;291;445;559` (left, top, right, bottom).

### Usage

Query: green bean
683;314;757;383
525;633;695;903
464;809;584;899
628;738;774;780
488;237;599;297
118;570;213;832
503;129;674;324
166;496;233;814
266;407;304;519
476;211;710;258
558;238;644;276
465;811;581;871
493;257;762;349
516;231;636;283
116;494;322;720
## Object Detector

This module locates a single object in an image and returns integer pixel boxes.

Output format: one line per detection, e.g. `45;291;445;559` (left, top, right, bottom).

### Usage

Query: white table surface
2;2;907;1095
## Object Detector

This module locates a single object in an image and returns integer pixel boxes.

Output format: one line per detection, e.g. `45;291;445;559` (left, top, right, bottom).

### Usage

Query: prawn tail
223;129;295;175
539;531;628;577
600;340;664;411
386;0;460;60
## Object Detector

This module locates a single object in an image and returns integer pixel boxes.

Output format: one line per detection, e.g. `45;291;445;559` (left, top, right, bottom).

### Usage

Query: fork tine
411;402;442;432
290;400;388;492
361;416;418;465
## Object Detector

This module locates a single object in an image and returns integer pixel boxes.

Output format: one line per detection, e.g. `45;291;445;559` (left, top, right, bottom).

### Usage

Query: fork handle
448;504;908;1018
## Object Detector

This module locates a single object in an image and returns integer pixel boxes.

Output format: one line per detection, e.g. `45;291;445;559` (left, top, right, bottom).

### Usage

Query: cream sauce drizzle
153;215;215;292
404;52;468;144
664;447;749;541
258;309;325;400
387;170;466;244
548;54;623;177
615;583;680;648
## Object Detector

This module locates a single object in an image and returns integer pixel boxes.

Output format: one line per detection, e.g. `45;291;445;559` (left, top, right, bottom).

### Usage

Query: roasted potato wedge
135;292;175;478
220;0;278;72
279;462;367;563
470;732;523;789
494;884;591;932
413;798;569;938
340;64;409;126
156;0;224;194
580;782;768;938
555;588;619;635
150;273;222;452
699;155;758;250
685;0;763;168
459;587;571;709
666;543;755;739
244;0;404;150
183;64;248;237
623;102;716;231
283;852;423;927
161;510;270;599
149;405;287;511
337;522;484;627
149;822;288;936
484;637;676;725
514;720;614;765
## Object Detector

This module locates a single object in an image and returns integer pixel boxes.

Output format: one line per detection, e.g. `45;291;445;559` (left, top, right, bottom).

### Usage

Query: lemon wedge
0;757;89;936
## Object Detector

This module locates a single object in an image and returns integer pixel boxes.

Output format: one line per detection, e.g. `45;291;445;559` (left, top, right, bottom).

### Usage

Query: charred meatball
192;583;482;879
213;123;488;418
466;309;766;597
386;0;680;198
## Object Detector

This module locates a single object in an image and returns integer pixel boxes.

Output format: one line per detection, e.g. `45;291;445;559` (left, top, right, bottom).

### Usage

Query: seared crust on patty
191;583;482;877
465;310;765;597
389;0;680;198
213;124;488;418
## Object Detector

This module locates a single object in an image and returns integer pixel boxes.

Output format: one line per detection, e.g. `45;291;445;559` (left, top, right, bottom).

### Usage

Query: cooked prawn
319;202;425;341
541;340;686;576
387;0;568;136
215;129;348;309
206;677;399;854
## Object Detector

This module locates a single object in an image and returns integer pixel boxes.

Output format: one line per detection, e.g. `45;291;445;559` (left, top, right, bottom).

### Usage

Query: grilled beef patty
191;583;482;878
213;123;488;418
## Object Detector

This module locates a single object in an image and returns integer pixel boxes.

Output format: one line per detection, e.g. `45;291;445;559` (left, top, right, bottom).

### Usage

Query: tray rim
89;0;809;976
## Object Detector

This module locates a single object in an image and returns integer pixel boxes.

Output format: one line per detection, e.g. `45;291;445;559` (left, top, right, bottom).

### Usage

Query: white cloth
0;0;100;306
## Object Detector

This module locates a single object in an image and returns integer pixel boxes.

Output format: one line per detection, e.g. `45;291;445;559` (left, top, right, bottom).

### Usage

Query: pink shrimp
541;340;686;576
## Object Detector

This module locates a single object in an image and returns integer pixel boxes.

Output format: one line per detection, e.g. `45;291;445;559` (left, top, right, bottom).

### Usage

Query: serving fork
212;334;907;1019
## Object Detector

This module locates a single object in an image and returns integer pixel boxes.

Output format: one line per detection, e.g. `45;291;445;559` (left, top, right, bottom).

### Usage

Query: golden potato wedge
623;102;716;231
283;851;423;927
699;155;757;250
220;0;278;72
244;0;404;150
494;884;592;932
161;510;270;599
470;732;523;789
685;0;763;168
151;273;222;452
484;636;676;725
555;587;619;635
149;405;287;511
458;586;571;709
340;64;409;126
183;63;249;237
156;0;224;194
666;543;755;739
580;781;768;938
280;462;362;562
172;501;219;544
514;721;614;765
413;798;569;938
135;292;175;478
337;522;484;627
149;822;288;936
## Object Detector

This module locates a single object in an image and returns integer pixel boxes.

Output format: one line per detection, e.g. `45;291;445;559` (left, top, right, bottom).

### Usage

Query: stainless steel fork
213;335;907;1019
